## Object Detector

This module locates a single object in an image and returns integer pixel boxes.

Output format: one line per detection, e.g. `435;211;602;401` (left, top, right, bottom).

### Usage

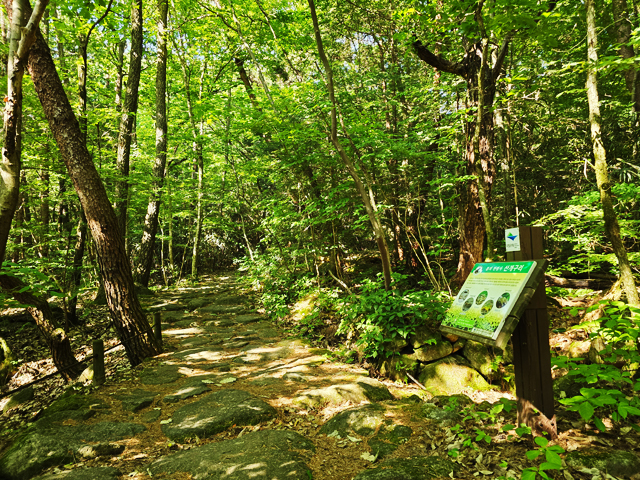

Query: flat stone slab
35;467;121;480
212;294;245;305
173;348;225;362
225;340;250;349
179;337;210;348
162;327;205;336
254;327;279;338
0;422;145;480
234;314;263;324
200;304;245;314
241;346;291;362
293;377;393;408
187;298;213;310
353;456;458;480
161;390;277;442
163;378;212;403
140;365;183;385
149;430;314;480
320;404;387;437
115;389;157;412
148;302;184;312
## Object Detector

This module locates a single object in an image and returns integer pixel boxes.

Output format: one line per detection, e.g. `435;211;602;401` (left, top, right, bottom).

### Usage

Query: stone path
1;273;636;479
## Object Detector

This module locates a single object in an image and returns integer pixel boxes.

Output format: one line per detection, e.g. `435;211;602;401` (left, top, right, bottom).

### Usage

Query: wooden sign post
506;226;554;420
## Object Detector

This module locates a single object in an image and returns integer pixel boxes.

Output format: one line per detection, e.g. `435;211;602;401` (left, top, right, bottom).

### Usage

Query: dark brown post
506;226;554;418
153;312;162;346
93;339;105;385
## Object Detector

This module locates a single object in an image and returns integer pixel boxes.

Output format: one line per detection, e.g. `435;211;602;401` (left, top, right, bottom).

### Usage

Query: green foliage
337;273;450;359
540;184;640;276
521;436;565;480
553;301;640;432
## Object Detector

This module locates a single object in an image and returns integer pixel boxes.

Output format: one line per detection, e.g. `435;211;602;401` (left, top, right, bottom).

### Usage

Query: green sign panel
442;261;537;341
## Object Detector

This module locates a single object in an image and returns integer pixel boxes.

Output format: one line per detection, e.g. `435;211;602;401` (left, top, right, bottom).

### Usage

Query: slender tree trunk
115;0;143;249
114;39;125;109
611;0;640;112
0;275;84;380
586;0;640;308
66;211;87;324
191;63;205;279
308;0;393;289
24;5;162;366
134;0;168;286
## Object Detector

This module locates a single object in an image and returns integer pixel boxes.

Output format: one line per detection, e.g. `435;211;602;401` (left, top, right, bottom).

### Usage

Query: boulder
378;354;418;382
409;329;441;349
0;421;144;480
385;337;408;353
419;403;462;427
149;430;314;480
414;338;453;363
367;424;412;458
161;390;277;442
319;404;387;437
293;377;393;408
567;340;591;359
417;357;491;395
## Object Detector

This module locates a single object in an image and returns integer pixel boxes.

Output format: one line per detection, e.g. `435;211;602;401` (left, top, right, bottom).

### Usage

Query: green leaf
593;416;606;432
578;401;595;421
544;450;562;466
526;449;541;460
534;436;549;447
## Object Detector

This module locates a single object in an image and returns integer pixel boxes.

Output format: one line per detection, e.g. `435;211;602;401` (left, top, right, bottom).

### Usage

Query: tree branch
15;0;49;61
412;39;467;77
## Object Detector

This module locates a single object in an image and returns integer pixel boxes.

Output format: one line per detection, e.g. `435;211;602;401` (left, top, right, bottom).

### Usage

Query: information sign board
441;261;537;343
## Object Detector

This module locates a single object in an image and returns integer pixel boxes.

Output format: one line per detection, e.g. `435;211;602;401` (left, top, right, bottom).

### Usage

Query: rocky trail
1;272;639;480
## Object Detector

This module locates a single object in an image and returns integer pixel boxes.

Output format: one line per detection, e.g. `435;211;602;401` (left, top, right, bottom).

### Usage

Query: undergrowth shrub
337;272;451;359
553;301;640;433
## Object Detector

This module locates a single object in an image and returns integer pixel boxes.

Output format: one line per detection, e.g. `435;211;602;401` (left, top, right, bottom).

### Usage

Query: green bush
553;301;640;432
337;273;450;359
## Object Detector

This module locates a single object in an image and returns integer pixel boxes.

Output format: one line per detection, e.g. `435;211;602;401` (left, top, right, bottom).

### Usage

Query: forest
0;0;640;477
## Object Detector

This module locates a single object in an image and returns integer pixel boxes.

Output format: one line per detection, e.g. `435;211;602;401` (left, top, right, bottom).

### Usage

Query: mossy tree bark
585;0;640;309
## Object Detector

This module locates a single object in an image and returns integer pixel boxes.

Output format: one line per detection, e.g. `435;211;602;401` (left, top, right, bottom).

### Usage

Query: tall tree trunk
24;5;162;366
191;63;205;279
586;0;640;308
413;13;509;286
115;0;143;250
611;0;640;112
0;0;83;381
134;0;168;287
308;0;393;290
